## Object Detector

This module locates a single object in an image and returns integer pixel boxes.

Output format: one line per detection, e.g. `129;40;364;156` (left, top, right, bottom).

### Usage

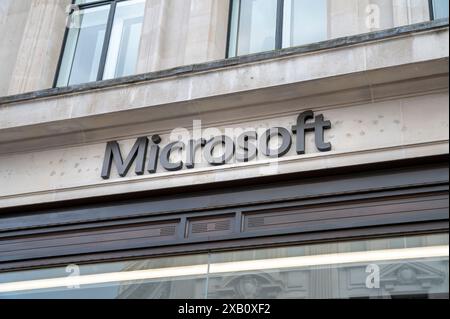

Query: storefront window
228;0;436;57
0;233;448;299
56;0;145;87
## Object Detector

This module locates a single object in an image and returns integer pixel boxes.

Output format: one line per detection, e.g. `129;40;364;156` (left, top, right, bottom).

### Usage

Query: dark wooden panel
0;191;447;264
1;221;447;272
0;162;447;268
243;194;449;233
0;221;178;262
0;163;447;232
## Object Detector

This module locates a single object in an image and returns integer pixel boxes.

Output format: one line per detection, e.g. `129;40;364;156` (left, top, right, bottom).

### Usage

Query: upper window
228;0;328;57
55;0;146;87
227;0;443;58
431;0;449;20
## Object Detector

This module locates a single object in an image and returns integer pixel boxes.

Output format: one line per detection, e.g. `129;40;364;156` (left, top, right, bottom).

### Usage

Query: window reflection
74;0;102;4
282;0;328;48
103;0;145;79
56;0;145;87
228;0;278;57
0;233;448;299
432;0;449;19
228;0;435;58
56;5;110;86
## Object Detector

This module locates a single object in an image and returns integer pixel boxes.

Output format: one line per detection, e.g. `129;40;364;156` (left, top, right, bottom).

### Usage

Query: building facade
0;0;448;299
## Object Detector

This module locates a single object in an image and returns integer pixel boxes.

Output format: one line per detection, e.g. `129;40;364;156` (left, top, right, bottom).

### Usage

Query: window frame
53;0;134;88
429;0;436;20
429;0;449;21
226;0;444;59
225;0;285;58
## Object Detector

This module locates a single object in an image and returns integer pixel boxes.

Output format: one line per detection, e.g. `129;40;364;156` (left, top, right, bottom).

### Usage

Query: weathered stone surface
0;0;32;97
7;0;69;95
137;0;229;73
0;4;447;210
0;80;447;208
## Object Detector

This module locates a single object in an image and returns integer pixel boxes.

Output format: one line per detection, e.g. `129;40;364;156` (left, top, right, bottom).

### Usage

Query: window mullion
275;0;284;50
96;1;117;81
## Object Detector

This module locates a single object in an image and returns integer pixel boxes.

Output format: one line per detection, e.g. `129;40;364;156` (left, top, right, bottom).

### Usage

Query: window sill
0;18;448;106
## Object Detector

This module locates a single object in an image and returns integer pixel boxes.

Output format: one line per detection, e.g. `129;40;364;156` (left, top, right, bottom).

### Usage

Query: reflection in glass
74;0;101;4
0;233;448;299
0;254;209;299
103;0;145;79
433;0;449;19
228;0;278;57
228;0;434;57
56;5;110;86
207;234;449;299
282;0;328;47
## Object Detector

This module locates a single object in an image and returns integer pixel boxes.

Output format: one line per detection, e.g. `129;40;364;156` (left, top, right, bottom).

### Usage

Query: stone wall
0;0;434;96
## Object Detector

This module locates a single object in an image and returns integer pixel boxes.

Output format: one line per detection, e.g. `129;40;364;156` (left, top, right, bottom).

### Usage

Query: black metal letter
292;110;315;155
314;114;332;152
204;136;235;166
236;131;258;162
186;139;207;169
147;135;162;174
260;127;292;158
101;137;148;179
292;111;332;154
160;141;185;171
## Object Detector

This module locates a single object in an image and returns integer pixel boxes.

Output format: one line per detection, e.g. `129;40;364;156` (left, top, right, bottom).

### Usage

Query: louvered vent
192;220;231;233
247;216;266;228
159;225;177;237
187;216;234;238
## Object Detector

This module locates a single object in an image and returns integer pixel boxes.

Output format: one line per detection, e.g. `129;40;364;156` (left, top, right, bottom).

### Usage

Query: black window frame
53;0;133;88
429;0;436;20
429;0;449;21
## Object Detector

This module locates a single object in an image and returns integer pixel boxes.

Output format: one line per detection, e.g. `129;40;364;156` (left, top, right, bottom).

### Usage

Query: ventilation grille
188;216;234;238
247;216;266;228
159;225;177;237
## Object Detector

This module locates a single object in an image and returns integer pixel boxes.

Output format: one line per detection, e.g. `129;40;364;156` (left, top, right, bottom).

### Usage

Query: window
55;0;146;87
228;0;280;57
282;0;328;48
228;0;439;58
0;233;448;299
228;0;328;57
431;0;449;19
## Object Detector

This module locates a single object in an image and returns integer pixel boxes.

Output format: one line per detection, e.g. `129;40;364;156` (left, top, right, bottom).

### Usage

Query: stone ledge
0;18;448;106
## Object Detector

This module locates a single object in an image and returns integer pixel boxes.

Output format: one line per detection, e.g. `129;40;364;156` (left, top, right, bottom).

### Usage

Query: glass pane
433;0;449;19
0;254;209;299
103;0;146;80
282;0;328;47
74;0;102;4
228;0;433;56
56;5;110;87
0;234;447;299
227;0;241;57
207;233;449;299
229;0;278;57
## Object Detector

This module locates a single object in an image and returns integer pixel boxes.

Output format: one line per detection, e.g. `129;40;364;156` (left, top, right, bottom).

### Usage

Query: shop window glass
0;233;448;299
